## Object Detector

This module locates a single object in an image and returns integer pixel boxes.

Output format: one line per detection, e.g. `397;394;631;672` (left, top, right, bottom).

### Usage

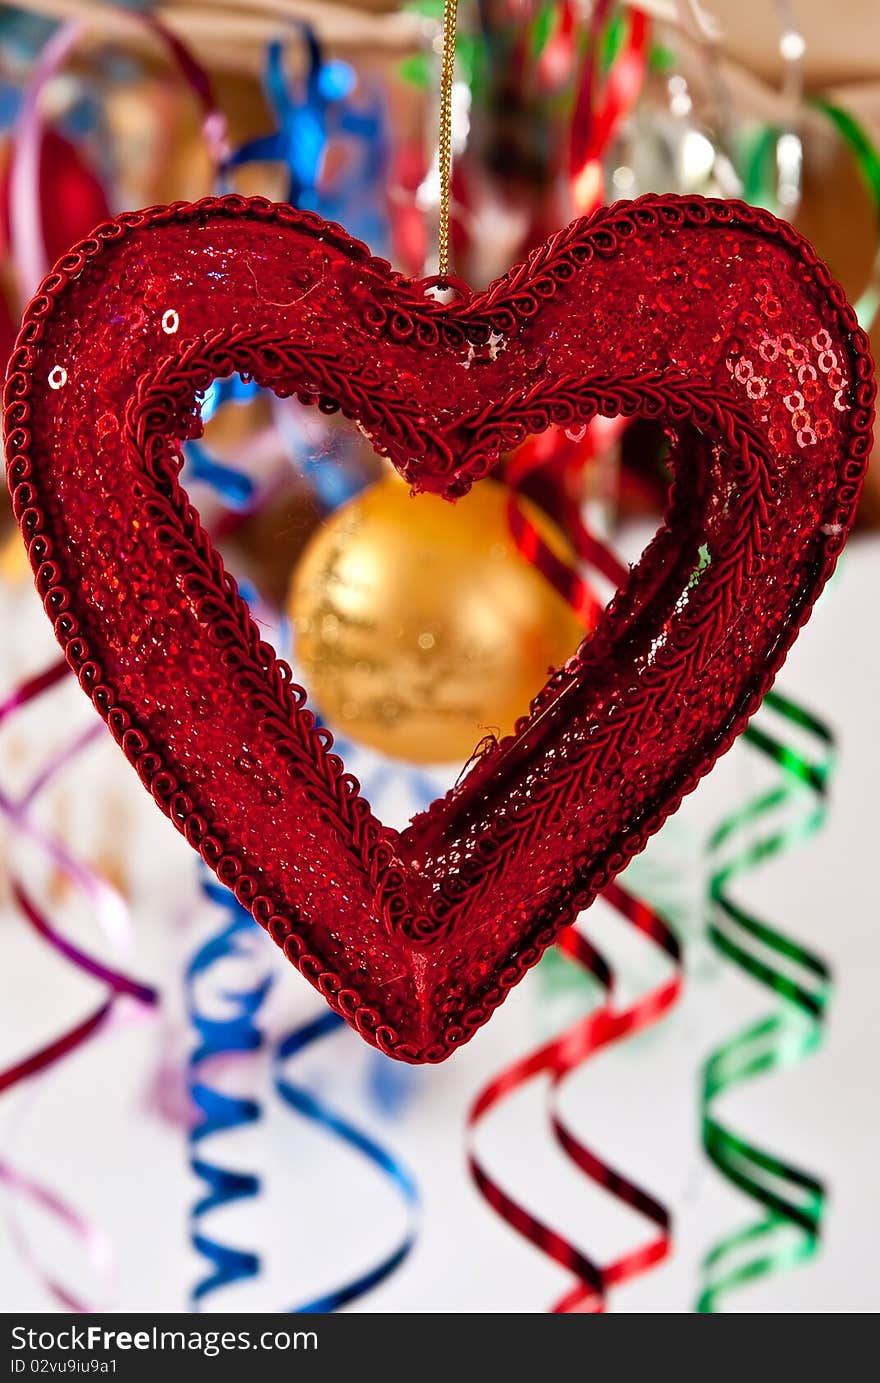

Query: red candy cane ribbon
569;0;651;214
480;0;682;1261
475;7;678;1288
505;0;649;620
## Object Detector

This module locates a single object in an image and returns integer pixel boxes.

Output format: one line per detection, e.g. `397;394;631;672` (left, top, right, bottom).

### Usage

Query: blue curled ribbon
186;875;274;1305
273;1012;420;1313
184;439;256;510
187;881;421;1312
183;376;258;510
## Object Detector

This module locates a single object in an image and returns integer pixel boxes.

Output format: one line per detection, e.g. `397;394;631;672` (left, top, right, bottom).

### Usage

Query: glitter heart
5;195;873;1060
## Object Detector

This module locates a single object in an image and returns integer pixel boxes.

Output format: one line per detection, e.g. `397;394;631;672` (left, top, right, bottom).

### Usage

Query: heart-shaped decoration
4;194;873;1061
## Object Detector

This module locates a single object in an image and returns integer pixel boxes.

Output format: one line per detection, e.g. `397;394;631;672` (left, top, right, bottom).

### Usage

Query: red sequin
4;194;873;1061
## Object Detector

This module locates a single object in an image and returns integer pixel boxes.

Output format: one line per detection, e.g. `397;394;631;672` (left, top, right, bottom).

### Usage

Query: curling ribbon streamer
182;27;417;1289
697;691;834;1312
743;99;880;329
469;496;682;1311
0;1158;115;1313
185;28;416;1310
185;437;256;511
497;431;836;1312
478;7;825;1301
186;876;273;1305
468;882;681;1313
505;0;647;606
506;416;627;622
569;0;650;215
185;579;279;1306
812;101;880;330
1;15;217;1305
183;594;419;1313
0;660;157;1309
187;883;420;1311
274;1013;420;1313
532;0;577;90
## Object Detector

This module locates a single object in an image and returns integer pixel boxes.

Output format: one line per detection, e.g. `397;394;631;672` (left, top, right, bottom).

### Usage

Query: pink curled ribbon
0;657;157;1310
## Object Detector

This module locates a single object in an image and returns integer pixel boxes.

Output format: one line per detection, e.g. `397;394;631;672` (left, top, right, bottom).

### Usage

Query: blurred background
0;0;877;1314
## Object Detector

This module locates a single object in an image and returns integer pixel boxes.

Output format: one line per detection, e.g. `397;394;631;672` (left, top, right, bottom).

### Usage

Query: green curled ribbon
697;689;835;1312
745;101;880;330
812;100;880;330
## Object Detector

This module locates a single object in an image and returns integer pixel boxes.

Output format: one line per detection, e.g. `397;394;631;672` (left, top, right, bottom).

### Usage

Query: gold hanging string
437;0;458;282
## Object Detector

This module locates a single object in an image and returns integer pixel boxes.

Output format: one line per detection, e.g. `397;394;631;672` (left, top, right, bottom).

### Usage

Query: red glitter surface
4;194;873;1061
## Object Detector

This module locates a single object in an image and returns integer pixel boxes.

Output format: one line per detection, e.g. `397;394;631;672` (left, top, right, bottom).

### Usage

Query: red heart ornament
5;194;873;1061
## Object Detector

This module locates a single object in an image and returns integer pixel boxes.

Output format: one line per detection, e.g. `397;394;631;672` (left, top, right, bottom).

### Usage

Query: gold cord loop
437;0;458;282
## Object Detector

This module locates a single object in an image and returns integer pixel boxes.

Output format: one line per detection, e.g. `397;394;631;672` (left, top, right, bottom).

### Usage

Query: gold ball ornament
287;475;586;764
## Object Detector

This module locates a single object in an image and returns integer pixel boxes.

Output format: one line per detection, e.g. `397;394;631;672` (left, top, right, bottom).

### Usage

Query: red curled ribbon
468;881;681;1313
473;398;684;1311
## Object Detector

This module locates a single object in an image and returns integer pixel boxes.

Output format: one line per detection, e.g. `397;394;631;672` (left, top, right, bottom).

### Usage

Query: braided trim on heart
384;195;853;346
4;194;875;1062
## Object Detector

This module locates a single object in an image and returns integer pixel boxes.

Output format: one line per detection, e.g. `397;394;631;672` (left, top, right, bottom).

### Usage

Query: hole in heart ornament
4;193;873;1062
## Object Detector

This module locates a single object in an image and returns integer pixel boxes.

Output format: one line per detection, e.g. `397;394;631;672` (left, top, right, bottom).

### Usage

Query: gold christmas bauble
287;475;585;764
